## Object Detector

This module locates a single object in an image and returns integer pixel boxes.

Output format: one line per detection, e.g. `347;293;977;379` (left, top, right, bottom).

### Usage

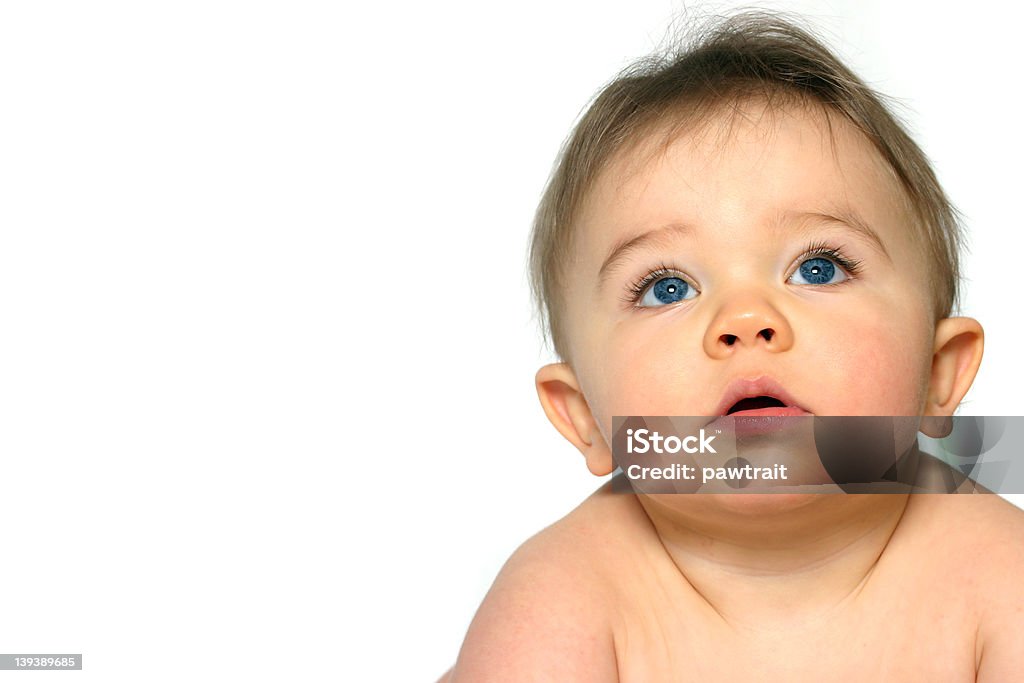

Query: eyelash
622;240;864;307
622;262;688;307
800;240;863;277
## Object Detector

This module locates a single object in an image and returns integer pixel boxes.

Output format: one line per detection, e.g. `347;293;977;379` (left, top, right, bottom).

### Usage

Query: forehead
572;100;917;273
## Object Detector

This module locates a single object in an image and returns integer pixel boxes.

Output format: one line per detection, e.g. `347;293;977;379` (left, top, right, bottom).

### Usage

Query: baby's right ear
535;363;614;476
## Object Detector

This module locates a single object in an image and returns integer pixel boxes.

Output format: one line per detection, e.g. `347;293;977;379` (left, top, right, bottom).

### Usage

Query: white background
0;1;1021;681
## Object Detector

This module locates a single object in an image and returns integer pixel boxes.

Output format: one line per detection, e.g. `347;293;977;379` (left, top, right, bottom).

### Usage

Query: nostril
760;328;775;342
721;334;738;346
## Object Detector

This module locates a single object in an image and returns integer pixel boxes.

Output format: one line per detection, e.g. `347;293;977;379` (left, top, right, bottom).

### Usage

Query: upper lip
711;376;808;416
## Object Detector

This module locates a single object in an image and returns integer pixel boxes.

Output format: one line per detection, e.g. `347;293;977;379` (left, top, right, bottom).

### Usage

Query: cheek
583;317;704;439
810;306;932;415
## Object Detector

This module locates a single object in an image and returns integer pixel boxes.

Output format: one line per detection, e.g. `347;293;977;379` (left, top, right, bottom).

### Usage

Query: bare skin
447;456;1024;681
444;102;1023;680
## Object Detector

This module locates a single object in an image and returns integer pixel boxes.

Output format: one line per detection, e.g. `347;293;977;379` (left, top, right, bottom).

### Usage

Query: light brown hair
528;11;963;362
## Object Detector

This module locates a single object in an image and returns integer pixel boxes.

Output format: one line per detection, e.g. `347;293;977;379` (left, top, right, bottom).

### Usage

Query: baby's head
530;12;984;478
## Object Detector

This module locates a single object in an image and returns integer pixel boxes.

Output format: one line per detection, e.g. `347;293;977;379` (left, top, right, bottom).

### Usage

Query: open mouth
714;394;811;436
706;378;811;436
726;396;787;415
709;377;812;427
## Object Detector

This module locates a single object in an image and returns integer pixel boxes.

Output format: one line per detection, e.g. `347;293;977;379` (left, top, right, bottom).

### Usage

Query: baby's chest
613;593;979;682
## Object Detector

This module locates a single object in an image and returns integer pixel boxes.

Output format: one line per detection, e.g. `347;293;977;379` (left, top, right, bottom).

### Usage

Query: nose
702;291;794;359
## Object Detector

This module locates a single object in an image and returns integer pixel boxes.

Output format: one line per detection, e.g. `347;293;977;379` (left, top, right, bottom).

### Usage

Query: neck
638;492;911;629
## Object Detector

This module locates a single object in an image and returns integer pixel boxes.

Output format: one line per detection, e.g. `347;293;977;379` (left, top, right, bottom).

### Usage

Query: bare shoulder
972;496;1024;680
449;481;647;683
908;493;1024;575
910;494;1024;680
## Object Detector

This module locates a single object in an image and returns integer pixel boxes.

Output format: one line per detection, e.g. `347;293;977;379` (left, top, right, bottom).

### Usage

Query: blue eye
639;276;697;307
789;256;848;285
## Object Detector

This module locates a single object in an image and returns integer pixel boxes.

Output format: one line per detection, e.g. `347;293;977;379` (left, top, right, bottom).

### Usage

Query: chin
702;491;830;516
646;489;837;522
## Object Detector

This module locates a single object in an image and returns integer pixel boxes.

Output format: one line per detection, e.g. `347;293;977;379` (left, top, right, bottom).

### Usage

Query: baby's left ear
921;317;984;437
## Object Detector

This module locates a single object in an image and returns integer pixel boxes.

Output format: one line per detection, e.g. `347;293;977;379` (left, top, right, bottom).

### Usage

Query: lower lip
709;406;812;436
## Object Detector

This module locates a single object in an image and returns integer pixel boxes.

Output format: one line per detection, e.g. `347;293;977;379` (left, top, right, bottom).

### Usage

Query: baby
442;12;1023;681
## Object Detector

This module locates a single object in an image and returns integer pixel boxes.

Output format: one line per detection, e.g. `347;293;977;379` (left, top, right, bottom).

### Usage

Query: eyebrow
597;223;694;288
596;207;892;288
794;208;892;260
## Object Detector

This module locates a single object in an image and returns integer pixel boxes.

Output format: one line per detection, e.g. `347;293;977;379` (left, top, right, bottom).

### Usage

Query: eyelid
622;264;699;308
785;241;863;281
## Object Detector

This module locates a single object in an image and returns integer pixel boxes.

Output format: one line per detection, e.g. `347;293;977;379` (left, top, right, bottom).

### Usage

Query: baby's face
563;102;937;445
